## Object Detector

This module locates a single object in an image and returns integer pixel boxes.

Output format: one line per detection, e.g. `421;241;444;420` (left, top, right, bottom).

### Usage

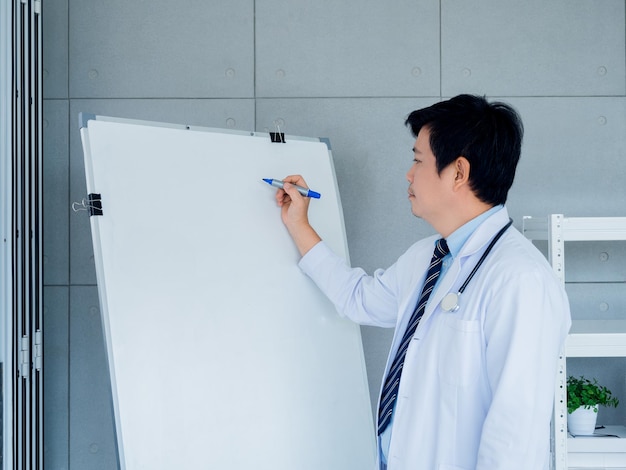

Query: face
406;127;455;223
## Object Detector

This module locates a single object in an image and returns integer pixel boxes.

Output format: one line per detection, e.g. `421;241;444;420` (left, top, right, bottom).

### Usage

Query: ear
452;157;470;190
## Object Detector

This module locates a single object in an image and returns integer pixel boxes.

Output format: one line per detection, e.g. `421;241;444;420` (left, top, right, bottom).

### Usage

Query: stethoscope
440;218;514;312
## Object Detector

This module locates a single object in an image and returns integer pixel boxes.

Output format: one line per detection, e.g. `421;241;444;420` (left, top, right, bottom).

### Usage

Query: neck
435;201;495;239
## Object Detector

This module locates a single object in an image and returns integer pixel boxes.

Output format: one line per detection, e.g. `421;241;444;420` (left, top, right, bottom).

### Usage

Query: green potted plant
567;375;619;435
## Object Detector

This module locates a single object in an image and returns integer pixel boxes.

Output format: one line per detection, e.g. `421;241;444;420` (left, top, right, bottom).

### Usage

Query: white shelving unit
523;214;626;470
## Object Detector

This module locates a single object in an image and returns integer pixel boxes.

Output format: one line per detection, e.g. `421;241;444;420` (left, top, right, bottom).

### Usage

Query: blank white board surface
79;115;376;470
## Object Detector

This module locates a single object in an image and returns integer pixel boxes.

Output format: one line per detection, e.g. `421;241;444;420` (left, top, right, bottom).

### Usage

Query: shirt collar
444;205;504;259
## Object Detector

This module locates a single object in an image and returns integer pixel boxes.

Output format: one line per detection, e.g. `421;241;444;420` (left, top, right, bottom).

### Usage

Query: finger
282;181;303;200
275;188;287;205
282;174;307;188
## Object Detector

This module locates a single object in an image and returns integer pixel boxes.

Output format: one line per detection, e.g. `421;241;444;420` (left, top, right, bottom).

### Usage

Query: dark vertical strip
10;0;43;468
19;1;29;468
11;0;21;465
33;1;44;467
9;3;15;464
32;1;43;468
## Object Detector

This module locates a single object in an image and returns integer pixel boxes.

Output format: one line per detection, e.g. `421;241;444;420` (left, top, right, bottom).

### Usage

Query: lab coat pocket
438;465;470;470
438;317;481;388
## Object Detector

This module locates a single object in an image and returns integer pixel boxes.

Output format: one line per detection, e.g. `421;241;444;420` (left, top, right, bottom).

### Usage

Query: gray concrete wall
42;1;626;468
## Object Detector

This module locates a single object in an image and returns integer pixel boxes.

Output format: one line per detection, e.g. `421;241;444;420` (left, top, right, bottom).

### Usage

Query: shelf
566;320;626;357
522;214;626;470
568;425;626;468
523;216;626;242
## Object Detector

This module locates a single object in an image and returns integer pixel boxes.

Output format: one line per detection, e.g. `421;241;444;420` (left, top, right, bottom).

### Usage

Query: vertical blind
1;1;43;469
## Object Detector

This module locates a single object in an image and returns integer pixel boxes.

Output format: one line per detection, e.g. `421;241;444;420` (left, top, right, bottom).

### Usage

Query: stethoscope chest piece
441;292;460;312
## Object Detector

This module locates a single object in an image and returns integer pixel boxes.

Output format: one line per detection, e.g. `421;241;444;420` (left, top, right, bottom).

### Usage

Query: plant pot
567;406;598;435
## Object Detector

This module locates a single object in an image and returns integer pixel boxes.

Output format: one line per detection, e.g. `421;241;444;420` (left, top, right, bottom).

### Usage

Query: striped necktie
377;238;449;435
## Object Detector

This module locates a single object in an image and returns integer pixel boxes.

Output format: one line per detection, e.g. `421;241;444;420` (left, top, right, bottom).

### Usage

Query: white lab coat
299;208;571;470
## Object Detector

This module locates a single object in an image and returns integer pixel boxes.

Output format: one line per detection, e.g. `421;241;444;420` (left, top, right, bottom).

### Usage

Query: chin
410;207;422;218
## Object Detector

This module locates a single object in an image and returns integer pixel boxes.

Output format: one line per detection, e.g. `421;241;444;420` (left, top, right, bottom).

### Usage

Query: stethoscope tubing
441;218;514;312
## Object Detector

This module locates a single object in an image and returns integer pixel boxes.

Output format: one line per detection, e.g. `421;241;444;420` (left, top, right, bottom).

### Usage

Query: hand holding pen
268;175;322;256
263;178;321;199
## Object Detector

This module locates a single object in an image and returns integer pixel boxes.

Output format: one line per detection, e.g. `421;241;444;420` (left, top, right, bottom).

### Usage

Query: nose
406;164;414;182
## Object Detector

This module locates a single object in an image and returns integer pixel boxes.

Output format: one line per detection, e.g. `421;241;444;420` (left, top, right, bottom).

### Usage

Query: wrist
289;223;321;256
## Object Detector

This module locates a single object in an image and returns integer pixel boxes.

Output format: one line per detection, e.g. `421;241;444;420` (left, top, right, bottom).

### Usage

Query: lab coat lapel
417;208;511;327
374;209;515;433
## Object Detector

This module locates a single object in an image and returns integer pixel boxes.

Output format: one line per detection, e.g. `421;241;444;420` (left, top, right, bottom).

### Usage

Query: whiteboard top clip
269;123;286;143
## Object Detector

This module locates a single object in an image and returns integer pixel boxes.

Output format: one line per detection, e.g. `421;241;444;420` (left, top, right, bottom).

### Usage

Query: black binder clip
71;193;103;216
88;193;103;216
269;123;286;143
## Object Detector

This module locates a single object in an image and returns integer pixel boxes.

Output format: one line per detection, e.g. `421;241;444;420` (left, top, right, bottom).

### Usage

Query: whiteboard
79;115;376;470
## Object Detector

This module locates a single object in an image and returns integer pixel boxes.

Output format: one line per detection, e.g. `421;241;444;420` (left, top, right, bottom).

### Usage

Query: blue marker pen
262;178;321;199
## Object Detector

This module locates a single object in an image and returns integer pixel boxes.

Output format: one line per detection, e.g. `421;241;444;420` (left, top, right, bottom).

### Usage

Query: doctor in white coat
273;94;571;470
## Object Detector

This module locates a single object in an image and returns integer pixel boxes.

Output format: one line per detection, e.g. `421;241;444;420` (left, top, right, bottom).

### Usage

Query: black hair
405;94;523;206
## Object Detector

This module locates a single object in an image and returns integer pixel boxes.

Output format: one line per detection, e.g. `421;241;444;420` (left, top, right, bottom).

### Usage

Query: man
274;94;571;470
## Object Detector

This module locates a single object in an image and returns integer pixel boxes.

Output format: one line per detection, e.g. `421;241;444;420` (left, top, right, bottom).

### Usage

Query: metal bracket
34;330;42;371
20;335;30;379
